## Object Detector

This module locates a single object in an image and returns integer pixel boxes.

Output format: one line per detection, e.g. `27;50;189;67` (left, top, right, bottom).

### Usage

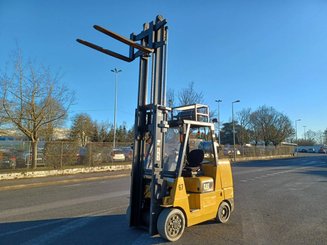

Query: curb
232;154;294;163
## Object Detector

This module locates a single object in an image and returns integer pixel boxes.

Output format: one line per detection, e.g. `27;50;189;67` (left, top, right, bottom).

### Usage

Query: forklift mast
77;16;169;235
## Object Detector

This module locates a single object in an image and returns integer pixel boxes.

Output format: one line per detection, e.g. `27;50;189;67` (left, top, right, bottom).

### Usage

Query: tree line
219;107;327;147
69;113;134;146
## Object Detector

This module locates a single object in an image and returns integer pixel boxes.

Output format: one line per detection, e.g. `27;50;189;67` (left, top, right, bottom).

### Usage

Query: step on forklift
77;15;234;242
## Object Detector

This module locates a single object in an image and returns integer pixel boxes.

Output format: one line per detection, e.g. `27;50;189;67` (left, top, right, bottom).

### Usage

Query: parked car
76;147;87;164
24;150;45;167
318;147;326;154
307;148;315;153
121;147;133;160
0;149;16;169
110;149;125;161
299;149;308;153
223;148;241;156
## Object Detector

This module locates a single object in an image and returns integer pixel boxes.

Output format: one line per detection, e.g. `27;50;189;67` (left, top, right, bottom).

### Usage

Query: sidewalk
0;164;132;181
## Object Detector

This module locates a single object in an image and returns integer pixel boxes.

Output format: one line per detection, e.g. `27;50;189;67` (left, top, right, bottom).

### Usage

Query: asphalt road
0;156;326;244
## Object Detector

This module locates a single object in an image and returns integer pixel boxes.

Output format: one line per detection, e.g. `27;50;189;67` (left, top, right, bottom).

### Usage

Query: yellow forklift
147;104;234;241
77;15;234;242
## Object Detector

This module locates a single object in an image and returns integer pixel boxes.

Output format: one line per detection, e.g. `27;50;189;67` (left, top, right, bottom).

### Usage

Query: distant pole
215;99;222;145
111;68;122;149
295;119;301;142
232;100;240;162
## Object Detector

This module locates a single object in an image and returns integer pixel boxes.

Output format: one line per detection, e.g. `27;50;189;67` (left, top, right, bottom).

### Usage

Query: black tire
216;201;231;223
157;208;185;242
126;205;130;223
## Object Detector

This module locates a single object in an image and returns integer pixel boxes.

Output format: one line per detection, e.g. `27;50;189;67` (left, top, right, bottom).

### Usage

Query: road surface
0;156;326;244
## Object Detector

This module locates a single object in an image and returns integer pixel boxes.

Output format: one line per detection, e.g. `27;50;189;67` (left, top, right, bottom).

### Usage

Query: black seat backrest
187;149;204;167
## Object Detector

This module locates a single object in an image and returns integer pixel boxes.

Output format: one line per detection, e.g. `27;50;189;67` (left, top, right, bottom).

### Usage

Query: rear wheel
216;201;231;223
157;208;185;242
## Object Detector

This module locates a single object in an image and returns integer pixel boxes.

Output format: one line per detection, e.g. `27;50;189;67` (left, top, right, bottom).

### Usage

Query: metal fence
0;141;133;171
0;140;295;171
233;145;294;158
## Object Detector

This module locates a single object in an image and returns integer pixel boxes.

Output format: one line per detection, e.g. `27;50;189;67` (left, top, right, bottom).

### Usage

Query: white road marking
132;233;162;245
0;190;129;220
234;160;319;176
0;207;126;239
60;183;82;188
0;219;66;238
19;207;126;245
240;163;326;183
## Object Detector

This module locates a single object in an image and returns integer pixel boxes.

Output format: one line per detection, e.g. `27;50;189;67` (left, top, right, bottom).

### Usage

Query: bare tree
316;130;324;144
296;138;316;146
303;129;324;145
178;81;204;106
250;107;271;145
250;106;293;146
270;114;294;146
166;88;175;107
0;102;6;134
0;98;11;134
236;108;252;145
0;52;74;168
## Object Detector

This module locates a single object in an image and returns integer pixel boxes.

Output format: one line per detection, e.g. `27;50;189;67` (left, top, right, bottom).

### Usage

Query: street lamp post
111;68;122;149
295;119;301;142
232;100;240;162
215;99;222;145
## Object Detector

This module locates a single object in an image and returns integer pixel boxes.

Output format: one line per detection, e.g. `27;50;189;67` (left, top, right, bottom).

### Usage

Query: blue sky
1;0;327;136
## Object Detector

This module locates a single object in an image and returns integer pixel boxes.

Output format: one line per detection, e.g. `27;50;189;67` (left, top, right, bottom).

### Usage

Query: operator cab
162;104;218;189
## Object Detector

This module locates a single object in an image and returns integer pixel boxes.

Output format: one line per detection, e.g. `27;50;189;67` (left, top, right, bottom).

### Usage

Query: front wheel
216;201;231;223
157;208;185;242
126;205;130;224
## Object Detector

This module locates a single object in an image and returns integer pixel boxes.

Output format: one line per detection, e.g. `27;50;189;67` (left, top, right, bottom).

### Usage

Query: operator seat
183;149;214;194
183;149;204;177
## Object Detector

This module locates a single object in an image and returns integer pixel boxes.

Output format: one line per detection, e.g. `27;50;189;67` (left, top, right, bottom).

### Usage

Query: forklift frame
77;15;169;235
